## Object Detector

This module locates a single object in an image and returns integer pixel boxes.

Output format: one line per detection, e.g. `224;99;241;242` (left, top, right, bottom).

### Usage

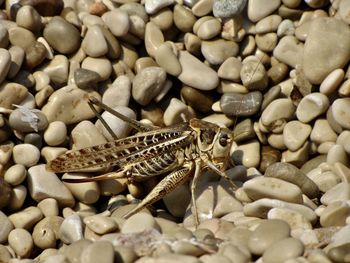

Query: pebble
83;214;118;235
240;58;268;91
320;68;344;95
81;57;112;81
42;85;100;125
197;18;221;40
155;43;182;76
220;91;262;117
310;119;337;144
43;121;67;146
248;219;290;255
71;121;107;150
144;21;164;58
145;0;174;15
243;176;303;203
12;144;40;167
8;27;36;50
256;15;282;34
37;198;59;217
262;237;304;263
0;82;28;109
59;214;84;244
8;46;24;78
283;120;312;151
178;50;219;91
8;228;33;258
273;35;304;68
9;107;48;133
247;0;281;22
132;66;167;105
163;98;194;126
4;164;26;186
149;8;173;31
0;210;13;243
173;5;197;33
32;216;63;249
43;16;80;54
81;241;115;263
102;75;131;108
0;245;11;263
201;39;239;65
8;185;27;211
303;18;350;84
73;68;101;90
331;98;350;129
42;55;69;85
8;206;43;230
81;25;107;58
296;92;329;123
213;0;247;18
102;9;130;37
267;208;312;230
320;201;350;227
0;48;11;84
25;41;46;69
192;0;214;17
218;57;242;82
321;182;350;205
230;140;260;168
121;213;161;234
27;164;75;207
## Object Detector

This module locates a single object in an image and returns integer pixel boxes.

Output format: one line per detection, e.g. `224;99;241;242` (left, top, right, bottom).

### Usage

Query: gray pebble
213;0;247;18
220;91;262;117
74;68;100;90
9;107;48;133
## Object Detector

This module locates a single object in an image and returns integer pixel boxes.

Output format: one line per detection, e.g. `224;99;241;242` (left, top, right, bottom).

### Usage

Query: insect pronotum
46;97;238;225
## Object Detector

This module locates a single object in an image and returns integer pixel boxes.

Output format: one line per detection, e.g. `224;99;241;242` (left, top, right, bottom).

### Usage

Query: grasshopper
47;98;237;225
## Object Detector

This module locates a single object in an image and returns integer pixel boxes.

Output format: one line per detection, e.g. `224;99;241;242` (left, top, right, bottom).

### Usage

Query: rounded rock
8;228;33;258
283;120;311;151
240;58;268;91
121;213;160;234
83;214;118;235
43;121;67;146
81;25;108;58
220;91;262;117
173;4;197;33
155;43;182;76
102;9;130;37
12;144;40;167
81;241;115;263
81;57;112;82
74;68;101;90
197;18;221;40
296;92;329;123
201;39;239;65
320;68;344;95
332;98;350;129
213;0;247;18
4;164;26;186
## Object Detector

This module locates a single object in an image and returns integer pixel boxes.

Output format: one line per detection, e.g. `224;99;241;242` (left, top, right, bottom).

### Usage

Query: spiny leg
88;96;155;132
123;162;194;219
191;158;203;226
62;170;126;183
205;160;238;191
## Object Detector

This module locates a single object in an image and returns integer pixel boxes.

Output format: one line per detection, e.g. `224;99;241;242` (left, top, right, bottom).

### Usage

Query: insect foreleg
191;158;203;226
205;160;238;191
123;162;195;219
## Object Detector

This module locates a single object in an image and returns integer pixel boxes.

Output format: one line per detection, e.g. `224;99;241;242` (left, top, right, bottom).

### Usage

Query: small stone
213;0;247;18
83;214;118;235
32;216;63;249
81;25;107;58
0;48;11;85
0;211;13;243
262;237;304;263
8;228;33;258
0;245;11;263
74;68;100;90
8;206;43;230
181;86;213;113
247;0;281;22
4;164;26;186
327;144;349;166
273;35;304;68
331;98;350;129
328;243;350;263
240;58;268;91
43;16;80;54
8;185;27;211
12;144;40;167
9;107;48;133
163;98;194;126
310;119;337;144
27;164;75;207
267;208;312;230
283;120;311;151
81;241;115;263
102;9;130;37
42;55;69;85
248;219;290;255
8;27;36;50
256;15;282;34
197;18;221;40
201;39;239;65
320;68;344;95
59;214;84;244
121;213;160;234
230;140;260;168
24;41;46;69
220;91;262;117
102;75;131;108
320;201;350;227
145;0;174;15
173;5;197;33
321;182;350;205
43;121;67;147
71;121;107;150
61;239;92;263
81;57;112;82
218;57;242;82
0;82;28;109
155;43;182;76
16;5;42;31
37;198;59;217
296;92;329;123
8;46;24;78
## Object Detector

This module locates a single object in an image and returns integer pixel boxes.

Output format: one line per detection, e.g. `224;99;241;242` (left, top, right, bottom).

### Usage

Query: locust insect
46;97;237;225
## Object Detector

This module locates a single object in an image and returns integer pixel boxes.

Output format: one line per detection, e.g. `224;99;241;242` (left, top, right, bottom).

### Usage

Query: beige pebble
256;15;282;33
218;57;242;82
243;176;303;203
197;18;221;40
281;141;310;167
192;0;214;16
71;121;107;150
9;27;36;50
32;216;63;249
267;207;312;230
81;57;112;81
132;66;167;105
310;119;337;145
331;98;350;129
81;25;108;58
144;21;164;58
16;5;42;32
0;141;13;165
0;245;11;263
43;121;67;146
320;201;350;227
240;57;268;91
83;214;118;235
102;9;130;37
303;18;350;84
321;182;350;205
81;241;115;263
248;219;290;255
102;75;131;108
145;0;174;15
0;48;11;85
339;79;350;97
247;0;281;22
255;33;278;52
59;214;84;244
0;82;28;109
37;198;59;217
42;55;69;86
283;120;311;151
201;39;239;65
27;164;75;207
273;35;304;68
173;5;197;33
230;140;260;168
202;113;235;128
307;165;340;193
41;147;68;164
8;206;43;230
149;8;172;31
155;43;182;76
277;19;295;37
12;144;40;167
8;185;27;211
0;210;13;243
163;98;194;126
320;68;344;95
8;228;33;258
42;85;100;125
163;184;191;218
8;46;24;79
327;144;349;165
296;92;329;123
178;50;219;90
121;213;160;234
4;164;26;186
262;237;304;263
337;131;350;154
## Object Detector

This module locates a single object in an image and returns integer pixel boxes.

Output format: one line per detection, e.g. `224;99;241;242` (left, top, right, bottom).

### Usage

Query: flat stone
247;0;281;22
273;35;304;68
220;91;262;117
296;92;329;123
59;214;84;244
283;120;311;151
8;27;36;50
201;39;239;65
81;241;115;263
213;0;247;18
83;214;118;235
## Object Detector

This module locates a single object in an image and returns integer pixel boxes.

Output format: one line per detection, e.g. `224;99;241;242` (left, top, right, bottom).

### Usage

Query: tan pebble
42;85;100;125
83;214;118;235
192;0;214;17
283;120;311;151
62;173;100;204
27;164;75;207
81;25;107;58
41;147;68;164
12;144;40;167
145;0;174;15
163;184;191;218
307;165;340;193
0;48;11;85
240;57;268;91
320;68;344;95
333;162;350;183
218;57;242;82
102;9;129;37
163;98;194;126
81;57;112;81
181;86;214;113
217;243;251;263
303;18;350;84
4;164;26;186
8;206;43;230
310;119;337;145
230;140;260;168
277;19;295;37
267;208;312;230
43;121;67;146
39;254;68;263
8;185;27;211
74;202;98;218
9;106;48;133
43;16;80;54
121;213;160;234
8;27;36;50
337;131;350;154
201;39;239;65
144;22;164;58
247;0;281;22
339;79;350;97
33;218;60;249
59;214;83;244
202;113;235;127
273;35;304;68
320;200;350;227
0;82;28;109
200;254;232;263
256;15;282;33
155;43;182;76
0;141;13;165
321;182;350;205
8;46;24;79
243;176;303;203
134;57;157;74
178;50;218;90
42;54;69;85
172;240;207;257
332;98;350;129
0;210;13;243
197;18;221;40
60;239;92;263
150;8;173;31
259;146;281;172
0;244;11;263
281;141;310;167
80;241;114;263
255;32;278;52
262;237;304;263
102;75;131;108
37;198;59;217
71;121;107;150
35;85;54;107
196;218;235;240
16;5;42;32
184;33;201;56
296;92;329;123
173;5;197;33
318;141;335;154
8;228;33;258
248;219;290;255
327;144;349;165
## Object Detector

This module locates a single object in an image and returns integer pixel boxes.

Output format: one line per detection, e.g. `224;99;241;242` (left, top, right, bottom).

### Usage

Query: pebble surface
0;1;348;262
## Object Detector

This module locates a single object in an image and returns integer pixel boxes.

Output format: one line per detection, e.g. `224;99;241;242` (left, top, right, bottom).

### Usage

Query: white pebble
44;121;67;146
12;144;40;167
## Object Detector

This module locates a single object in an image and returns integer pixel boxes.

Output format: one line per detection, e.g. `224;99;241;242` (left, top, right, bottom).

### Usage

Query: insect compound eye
219;133;228;147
